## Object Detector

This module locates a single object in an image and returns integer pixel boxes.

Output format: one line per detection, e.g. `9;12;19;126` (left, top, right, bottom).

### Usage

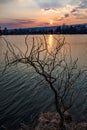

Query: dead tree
1;35;86;129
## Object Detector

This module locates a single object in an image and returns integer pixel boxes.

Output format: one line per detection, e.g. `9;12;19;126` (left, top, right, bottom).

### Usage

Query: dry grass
35;112;87;130
1;113;87;130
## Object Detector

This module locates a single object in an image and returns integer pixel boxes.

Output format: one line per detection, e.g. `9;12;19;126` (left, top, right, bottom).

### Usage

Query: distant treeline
0;24;87;35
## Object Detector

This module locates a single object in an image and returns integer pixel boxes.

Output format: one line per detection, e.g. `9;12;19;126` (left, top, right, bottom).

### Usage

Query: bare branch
2;35;87;128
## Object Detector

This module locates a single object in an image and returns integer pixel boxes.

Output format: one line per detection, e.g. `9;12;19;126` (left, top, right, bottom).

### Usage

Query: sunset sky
0;0;87;29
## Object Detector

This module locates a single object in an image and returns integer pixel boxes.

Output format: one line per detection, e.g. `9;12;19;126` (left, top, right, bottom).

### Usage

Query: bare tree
1;35;86;129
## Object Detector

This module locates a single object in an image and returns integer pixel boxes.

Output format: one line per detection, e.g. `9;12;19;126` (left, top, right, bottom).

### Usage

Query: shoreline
0;112;87;130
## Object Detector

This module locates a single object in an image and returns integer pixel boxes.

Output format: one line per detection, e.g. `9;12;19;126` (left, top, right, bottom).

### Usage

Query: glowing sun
50;20;53;25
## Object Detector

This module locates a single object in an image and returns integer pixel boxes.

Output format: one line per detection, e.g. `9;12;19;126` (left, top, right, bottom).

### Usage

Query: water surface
0;35;87;128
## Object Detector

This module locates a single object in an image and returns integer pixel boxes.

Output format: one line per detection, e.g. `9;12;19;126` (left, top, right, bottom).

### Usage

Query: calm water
0;35;87;128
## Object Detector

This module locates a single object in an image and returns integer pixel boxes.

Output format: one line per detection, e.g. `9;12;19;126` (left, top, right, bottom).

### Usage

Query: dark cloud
42;7;58;14
72;12;87;19
64;14;69;18
43;8;51;11
71;9;77;13
75;14;87;19
71;12;79;17
72;12;78;16
0;19;36;29
13;19;36;25
43;8;57;11
55;13;70;22
55;15;68;22
71;8;79;16
0;22;19;29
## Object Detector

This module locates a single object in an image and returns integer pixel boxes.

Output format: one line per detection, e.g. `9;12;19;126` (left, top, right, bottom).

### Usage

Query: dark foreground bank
0;112;87;130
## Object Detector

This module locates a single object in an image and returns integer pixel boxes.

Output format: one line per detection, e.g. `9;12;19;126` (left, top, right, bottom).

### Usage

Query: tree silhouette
2;35;87;129
0;26;2;35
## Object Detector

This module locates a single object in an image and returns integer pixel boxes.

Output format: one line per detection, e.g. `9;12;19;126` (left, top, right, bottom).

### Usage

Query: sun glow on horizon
0;0;87;29
50;20;53;25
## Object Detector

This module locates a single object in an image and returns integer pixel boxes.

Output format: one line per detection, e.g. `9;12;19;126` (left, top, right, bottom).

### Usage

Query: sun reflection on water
48;35;53;52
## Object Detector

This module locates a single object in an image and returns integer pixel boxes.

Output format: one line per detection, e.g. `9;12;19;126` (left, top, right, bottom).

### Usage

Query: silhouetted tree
2;36;87;129
3;27;8;35
0;26;2;35
55;26;61;34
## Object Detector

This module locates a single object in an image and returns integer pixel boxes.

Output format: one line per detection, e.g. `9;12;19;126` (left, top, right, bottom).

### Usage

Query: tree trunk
54;94;65;129
59;114;65;130
49;83;65;129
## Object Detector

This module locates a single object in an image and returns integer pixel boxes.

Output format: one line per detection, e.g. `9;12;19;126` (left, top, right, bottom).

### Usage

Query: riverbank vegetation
0;23;87;35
